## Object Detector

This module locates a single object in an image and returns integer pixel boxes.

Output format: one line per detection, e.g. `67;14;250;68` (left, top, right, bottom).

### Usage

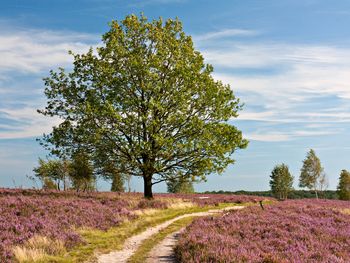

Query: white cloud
2;24;350;142
200;43;350;127
245;128;340;142
246;132;291;142
0;28;97;73
0;107;60;139
194;29;258;41
0;25;96;140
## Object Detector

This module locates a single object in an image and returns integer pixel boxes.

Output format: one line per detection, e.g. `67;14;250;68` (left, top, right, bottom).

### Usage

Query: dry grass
13;236;66;263
133;198;194;216
342;208;350;215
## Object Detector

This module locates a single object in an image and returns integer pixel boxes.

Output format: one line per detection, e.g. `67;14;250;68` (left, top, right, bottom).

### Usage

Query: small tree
69;151;95;192
102;162;125;192
318;172;329;198
167;178;194;193
337;169;350;200
269;163;294;200
299;149;323;199
33;158;69;190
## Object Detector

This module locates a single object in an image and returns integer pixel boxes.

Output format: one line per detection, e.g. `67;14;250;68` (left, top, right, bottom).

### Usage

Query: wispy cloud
201;43;350;126
191;31;350;141
0;24;98;140
0;27;97;73
194;28;258;41
0;107;60;139
245;128;341;142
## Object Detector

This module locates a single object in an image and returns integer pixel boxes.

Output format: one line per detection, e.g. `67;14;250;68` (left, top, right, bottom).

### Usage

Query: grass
36;202;242;263
13;236;66;263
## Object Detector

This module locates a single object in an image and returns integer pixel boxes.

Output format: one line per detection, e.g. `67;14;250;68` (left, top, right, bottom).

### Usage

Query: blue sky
1;0;350;192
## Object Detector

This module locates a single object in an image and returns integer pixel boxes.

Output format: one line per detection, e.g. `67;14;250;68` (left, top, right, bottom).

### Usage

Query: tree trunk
127;175;131;192
315;189;318;199
143;175;153;199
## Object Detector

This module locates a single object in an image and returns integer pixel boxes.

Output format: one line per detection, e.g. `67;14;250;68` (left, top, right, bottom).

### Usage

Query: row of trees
270;149;350;200
33;151;127;192
33;155;195;193
33;153;194;193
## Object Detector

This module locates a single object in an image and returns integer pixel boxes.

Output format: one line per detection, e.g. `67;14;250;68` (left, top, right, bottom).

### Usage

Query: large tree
39;14;247;198
337;169;350;200
299;149;324;199
269;163;294;200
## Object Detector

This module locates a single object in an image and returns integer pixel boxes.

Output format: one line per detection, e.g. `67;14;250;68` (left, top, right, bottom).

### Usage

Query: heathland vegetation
1;14;349;263
175;199;350;262
0;189;263;262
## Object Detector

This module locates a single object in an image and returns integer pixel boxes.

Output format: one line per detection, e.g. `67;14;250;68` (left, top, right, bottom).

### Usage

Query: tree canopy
337;169;350;200
269;163;294;200
299;149;324;199
39;14;247;198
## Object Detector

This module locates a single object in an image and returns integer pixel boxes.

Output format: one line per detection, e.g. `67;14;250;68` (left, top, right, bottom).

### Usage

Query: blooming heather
176;199;350;262
0;189;137;262
156;193;269;206
0;188;268;262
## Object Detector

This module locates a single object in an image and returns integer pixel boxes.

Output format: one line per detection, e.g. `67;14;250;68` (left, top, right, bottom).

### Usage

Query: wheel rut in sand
97;206;245;263
145;227;185;263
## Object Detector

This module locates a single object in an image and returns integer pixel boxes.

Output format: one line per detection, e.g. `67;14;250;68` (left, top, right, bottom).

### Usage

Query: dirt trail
145;227;185;263
97;206;244;263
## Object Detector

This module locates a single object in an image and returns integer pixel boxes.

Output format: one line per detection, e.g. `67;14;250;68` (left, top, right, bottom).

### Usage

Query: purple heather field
176;199;350;263
0;188;262;261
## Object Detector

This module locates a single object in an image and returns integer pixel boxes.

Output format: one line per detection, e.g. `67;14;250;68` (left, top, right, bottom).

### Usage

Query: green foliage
299;149;324;198
69;151;95;192
33;158;70;190
39;14;247;198
167;178;194;193
269;163;294;200
100;162;125;192
110;176;124;192
42;178;58;190
203;190;339;200
337;169;350;200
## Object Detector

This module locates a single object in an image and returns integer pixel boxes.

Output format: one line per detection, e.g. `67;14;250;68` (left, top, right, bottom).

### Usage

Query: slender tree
39;14;247;198
102;162;125;192
299;149;323;199
269;163;294;200
337;169;350;200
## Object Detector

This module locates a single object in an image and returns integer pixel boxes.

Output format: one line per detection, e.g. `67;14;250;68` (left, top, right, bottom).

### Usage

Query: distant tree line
204;148;350;201
33;151;129;192
203;190;339;200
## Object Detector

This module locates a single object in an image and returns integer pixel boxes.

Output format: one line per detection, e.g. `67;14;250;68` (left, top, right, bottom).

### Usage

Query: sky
1;0;350;192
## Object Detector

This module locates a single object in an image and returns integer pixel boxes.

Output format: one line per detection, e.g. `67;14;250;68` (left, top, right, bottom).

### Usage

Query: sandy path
145;227;185;263
97;206;244;263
